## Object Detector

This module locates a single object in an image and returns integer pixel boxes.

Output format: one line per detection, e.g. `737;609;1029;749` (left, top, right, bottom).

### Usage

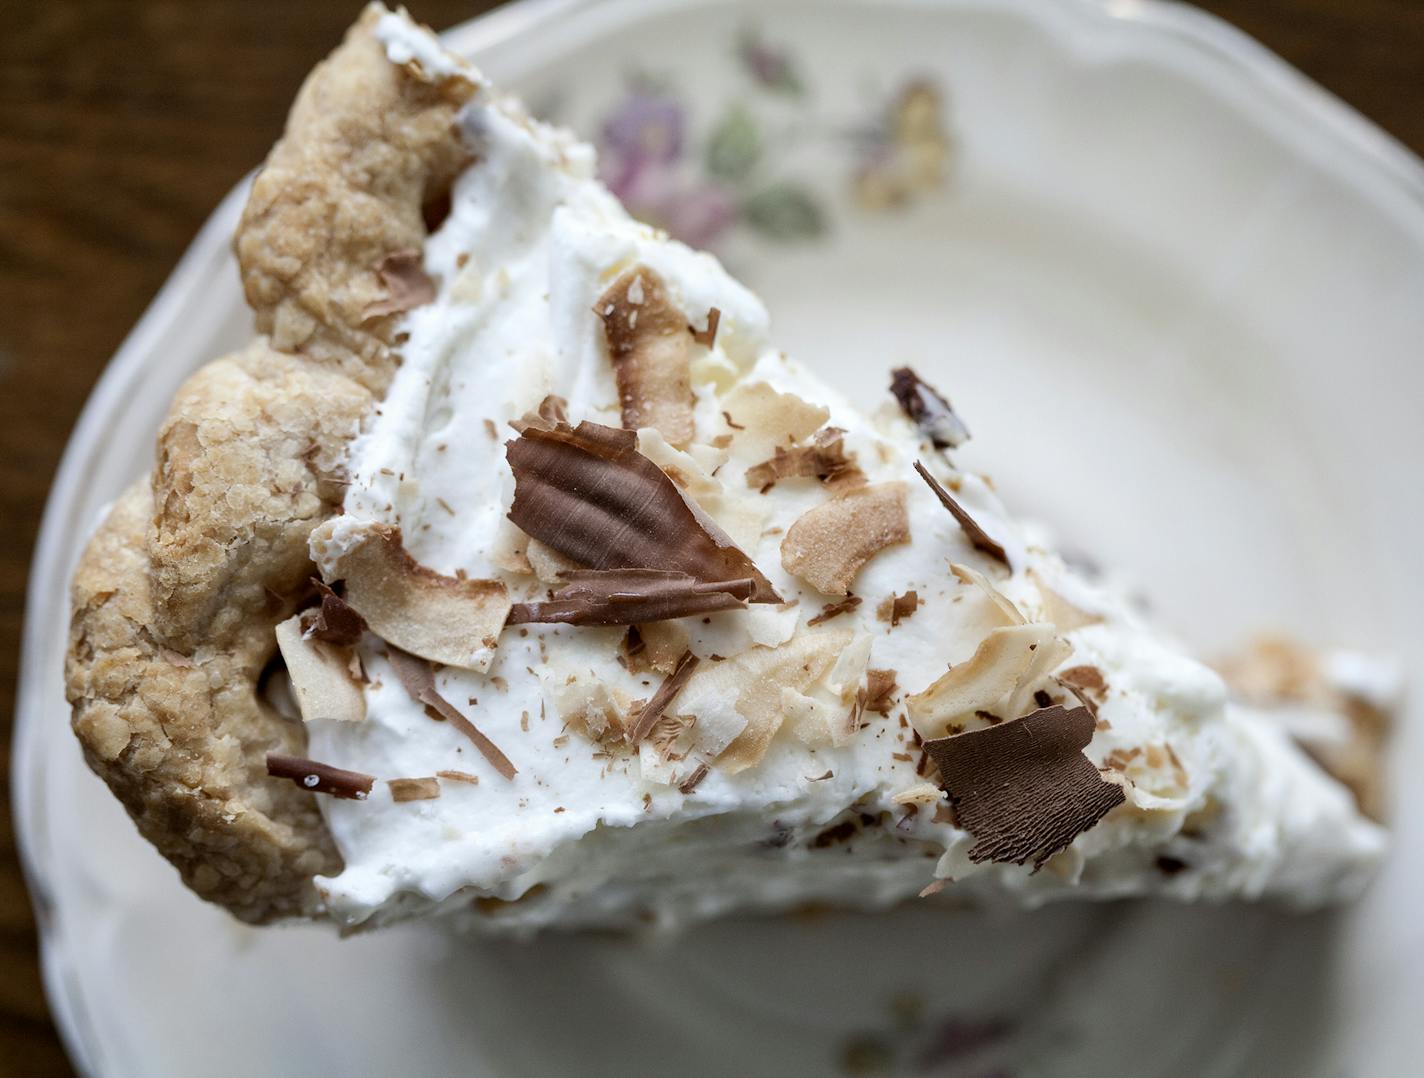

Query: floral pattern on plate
571;27;952;249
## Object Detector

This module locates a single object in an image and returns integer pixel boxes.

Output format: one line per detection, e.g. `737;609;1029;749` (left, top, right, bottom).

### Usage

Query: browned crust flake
924;705;1124;869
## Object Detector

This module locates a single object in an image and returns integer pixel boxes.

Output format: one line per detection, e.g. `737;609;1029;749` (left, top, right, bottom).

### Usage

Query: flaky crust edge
64;5;475;923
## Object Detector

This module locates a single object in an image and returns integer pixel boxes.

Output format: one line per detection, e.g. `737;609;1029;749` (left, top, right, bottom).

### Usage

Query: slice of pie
65;5;1387;932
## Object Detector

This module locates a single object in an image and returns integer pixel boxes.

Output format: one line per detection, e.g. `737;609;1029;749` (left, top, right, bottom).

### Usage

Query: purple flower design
599;90;737;248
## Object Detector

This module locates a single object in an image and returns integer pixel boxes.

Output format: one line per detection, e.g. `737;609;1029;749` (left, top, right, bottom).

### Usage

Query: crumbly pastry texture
66;5;461;922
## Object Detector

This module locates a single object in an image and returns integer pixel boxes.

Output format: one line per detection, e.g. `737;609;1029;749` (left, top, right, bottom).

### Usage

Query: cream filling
301;12;1384;932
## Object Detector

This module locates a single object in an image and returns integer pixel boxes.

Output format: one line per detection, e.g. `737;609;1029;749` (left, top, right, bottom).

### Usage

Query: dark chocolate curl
923;705;1124;869
506;420;780;602
508;569;754;626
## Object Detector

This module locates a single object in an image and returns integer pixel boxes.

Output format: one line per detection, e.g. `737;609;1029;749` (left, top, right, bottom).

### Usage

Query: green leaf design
740;183;827;240
706;104;761;183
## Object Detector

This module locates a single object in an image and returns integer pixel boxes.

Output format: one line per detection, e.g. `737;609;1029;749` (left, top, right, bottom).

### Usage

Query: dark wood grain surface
1;1;1421;1074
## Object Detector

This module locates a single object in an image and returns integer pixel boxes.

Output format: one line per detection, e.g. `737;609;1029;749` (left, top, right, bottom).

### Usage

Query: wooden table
1;1;1420;1073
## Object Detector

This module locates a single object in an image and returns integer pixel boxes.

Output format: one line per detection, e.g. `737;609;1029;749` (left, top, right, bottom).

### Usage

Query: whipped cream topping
302;12;1384;931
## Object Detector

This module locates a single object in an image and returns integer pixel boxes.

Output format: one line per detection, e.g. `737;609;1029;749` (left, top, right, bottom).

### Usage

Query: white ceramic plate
15;1;1424;1074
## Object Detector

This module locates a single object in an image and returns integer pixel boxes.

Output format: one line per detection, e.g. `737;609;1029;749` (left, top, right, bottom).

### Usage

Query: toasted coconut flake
924;705;1125;869
319;522;510;672
506;419;779;601
624;621;691;675
950;563;1024;626
362;249;437;320
1030;570;1104;630
907;623;1058;739
1004;633;1073;718
554;677;632;744
781;483;910;596
526;538;581;584
597;266;696;447
265;752;373;800
892;782;947;807
807;595;863;626
388;777;441;802
273;615;365;723
889;367;969;449
309;579;367;645
876;590;919;627
628;650;701;743
385;647;517;780
745;427;863;493
721;381;830;458
717;629;853;772
690;307;721;349
508;569;754;626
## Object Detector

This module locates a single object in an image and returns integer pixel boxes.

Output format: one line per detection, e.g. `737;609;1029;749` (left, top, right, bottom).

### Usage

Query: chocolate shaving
506;419;779;601
677;761;711;794
309;579;366;646
877;590;919;627
363;249;437;319
507;569;754;626
385;647;518;780
745;427;863;493
721;410;745;430
913;460;1008;567
1058;665;1107;695
436;769;479;785
889;367;969;449
597;266;696;446
862;668;898;715
388;777;441;802
691;308;722;349
265;753;373;800
923;705;1124;869
627;650;701;743
807;595;863;626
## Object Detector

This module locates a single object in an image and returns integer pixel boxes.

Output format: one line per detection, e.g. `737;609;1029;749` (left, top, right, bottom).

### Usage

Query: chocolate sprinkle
388;777;441;802
386;647;518;780
309;579;366;646
807;595;863;626
923;705;1124;869
506;419;780;601
913;460;1009;567
627;649;700;744
889;367;970;449
265;753;374;800
363;249;437;319
691;307;722;349
507;569;754;626
677;761;711;794
745;427;862;493
877;590;919;627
